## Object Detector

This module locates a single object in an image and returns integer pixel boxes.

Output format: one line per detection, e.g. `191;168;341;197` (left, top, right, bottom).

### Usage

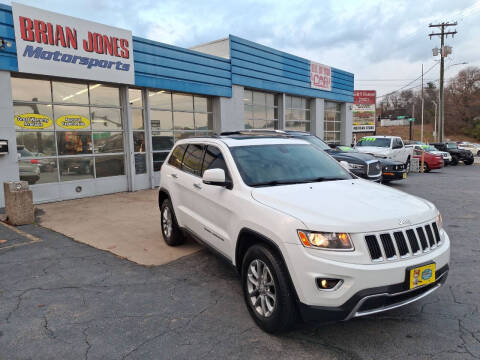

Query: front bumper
298;265;448;323
352;169;382;182
283;229;450;321
382;170;406;181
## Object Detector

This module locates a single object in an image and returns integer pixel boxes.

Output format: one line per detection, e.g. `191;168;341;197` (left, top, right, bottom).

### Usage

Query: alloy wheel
162;206;172;238
247;259;276;317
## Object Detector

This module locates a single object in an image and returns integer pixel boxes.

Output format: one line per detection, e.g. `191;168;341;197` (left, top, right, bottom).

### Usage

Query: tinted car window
168;144;187;169
202;145;230;179
182;144;204;176
356;138;391;147
230;144;352;187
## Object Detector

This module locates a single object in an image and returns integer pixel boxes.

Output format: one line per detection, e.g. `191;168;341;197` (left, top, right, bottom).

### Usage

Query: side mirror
202;168;232;188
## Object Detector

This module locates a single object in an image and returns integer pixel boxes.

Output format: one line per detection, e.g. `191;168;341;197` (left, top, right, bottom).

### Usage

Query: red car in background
412;148;444;172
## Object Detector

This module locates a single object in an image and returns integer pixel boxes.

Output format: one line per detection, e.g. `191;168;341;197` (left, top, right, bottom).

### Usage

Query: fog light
316;278;343;290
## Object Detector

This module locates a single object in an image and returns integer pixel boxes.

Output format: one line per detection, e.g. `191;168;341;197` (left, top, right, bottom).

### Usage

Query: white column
341;103;353;146
120;86;135;192
0;71;19;208
311;98;325;139
278;93;285;130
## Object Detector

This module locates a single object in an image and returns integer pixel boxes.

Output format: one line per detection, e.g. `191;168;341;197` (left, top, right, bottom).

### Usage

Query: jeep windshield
356;138;391;147
230;144;352;187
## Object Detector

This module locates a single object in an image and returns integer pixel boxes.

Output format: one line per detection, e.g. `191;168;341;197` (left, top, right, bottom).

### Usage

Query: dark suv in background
431;142;474;165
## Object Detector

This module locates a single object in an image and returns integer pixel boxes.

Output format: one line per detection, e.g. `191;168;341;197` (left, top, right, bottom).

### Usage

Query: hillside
367;123;479;143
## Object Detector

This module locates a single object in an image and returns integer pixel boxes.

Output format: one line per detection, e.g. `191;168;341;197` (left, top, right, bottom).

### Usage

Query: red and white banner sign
310;61;331;91
354;90;376;104
12;2;134;84
353;90;376;133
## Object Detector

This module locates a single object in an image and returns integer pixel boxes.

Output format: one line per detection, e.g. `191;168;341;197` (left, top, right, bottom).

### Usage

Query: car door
392;138;406;162
173;143;207;238
187;144;235;258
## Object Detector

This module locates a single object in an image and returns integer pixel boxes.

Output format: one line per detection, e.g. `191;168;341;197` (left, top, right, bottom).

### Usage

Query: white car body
355;136;413;164
458;142;480;156
159;136;450;327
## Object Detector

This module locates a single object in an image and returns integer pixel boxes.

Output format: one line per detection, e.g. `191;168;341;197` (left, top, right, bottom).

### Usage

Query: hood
355;146;391;157
251;179;436;234
330;152;377;163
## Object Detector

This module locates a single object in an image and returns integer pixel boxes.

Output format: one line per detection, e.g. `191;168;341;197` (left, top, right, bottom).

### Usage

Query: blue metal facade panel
0;3;354;102
0;4;18;72
133;36;231;97
230;35;354;102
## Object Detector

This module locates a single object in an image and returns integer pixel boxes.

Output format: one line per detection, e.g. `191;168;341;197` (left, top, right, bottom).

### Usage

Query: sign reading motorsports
56;115;90;130
353;90;376;133
12;2;134;84
15;113;53;129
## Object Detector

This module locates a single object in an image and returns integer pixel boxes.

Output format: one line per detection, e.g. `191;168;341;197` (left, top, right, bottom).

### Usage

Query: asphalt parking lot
1;165;479;360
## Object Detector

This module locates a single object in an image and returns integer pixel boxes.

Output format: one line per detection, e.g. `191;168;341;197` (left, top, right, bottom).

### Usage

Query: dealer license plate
409;263;435;289
402;172;407;179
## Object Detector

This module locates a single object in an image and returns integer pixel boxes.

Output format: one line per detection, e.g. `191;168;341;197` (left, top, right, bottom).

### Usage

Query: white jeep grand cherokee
158;134;450;333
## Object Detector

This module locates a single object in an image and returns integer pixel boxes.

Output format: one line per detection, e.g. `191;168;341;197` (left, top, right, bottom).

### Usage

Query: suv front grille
365;221;442;262
367;161;382;176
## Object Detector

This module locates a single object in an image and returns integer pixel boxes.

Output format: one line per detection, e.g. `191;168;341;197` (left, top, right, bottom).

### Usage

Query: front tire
160;199;184;246
405;157;411;173
241;244;297;333
450;156;458;166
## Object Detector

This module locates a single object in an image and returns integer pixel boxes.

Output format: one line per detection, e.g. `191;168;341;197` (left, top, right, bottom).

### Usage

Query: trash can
3;181;34;225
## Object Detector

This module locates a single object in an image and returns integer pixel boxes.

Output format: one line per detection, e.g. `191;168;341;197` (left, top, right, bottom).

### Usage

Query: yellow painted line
0;221;42;250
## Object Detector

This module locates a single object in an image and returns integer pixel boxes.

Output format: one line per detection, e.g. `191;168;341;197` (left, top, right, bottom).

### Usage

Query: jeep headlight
436;211;443;230
347;163;364;170
297;230;354;250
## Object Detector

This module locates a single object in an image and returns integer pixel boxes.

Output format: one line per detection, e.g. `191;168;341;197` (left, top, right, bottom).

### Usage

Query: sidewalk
36;190;201;265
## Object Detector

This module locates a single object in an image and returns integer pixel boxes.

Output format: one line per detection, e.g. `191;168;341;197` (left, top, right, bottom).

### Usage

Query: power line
376;62;440;99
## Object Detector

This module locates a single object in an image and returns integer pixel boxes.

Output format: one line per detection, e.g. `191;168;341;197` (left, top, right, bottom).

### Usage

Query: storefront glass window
148;91;213;171
285;95;311;132
11;77;125;184
324;101;342;144
244;89;278;129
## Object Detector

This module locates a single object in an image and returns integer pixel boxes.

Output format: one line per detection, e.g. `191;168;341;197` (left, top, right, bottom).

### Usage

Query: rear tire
241;244;297;333
464;159;474;165
160;199;185;246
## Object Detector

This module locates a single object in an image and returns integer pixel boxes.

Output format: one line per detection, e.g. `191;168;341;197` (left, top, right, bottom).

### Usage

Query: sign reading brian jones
12;2;134;84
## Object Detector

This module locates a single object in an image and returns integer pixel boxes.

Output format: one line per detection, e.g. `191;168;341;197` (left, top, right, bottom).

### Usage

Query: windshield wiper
252;177;345;187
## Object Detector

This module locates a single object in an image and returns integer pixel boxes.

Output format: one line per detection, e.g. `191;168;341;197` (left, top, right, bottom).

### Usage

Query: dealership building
0;2;354;207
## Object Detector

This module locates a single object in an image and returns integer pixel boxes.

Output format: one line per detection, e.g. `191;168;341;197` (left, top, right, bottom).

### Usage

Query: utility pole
429;22;457;142
432;100;437;142
410;103;415;140
421;64;424;143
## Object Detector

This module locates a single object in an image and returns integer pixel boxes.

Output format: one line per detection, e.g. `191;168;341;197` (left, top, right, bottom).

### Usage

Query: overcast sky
7;0;480;97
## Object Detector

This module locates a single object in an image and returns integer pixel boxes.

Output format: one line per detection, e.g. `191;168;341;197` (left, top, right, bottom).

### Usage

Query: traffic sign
408;118;415;122
397;116;406;119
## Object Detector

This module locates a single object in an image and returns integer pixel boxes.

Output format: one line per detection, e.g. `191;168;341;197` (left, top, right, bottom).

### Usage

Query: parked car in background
431;142;474;165
17;146;40;185
158;135;450;333
355;136;413;170
457;142;480;157
335;146;407;183
411;147;444;172
406;144;452;166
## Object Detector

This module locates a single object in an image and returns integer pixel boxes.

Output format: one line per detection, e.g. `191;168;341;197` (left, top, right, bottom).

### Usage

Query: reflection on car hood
329;151;377;162
251;179;436;234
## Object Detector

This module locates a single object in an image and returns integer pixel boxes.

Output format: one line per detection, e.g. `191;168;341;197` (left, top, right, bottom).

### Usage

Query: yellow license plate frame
409;263;436;289
402;172;407;179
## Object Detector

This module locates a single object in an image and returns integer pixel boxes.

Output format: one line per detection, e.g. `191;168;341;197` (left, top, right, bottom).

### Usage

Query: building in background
0;2;354;206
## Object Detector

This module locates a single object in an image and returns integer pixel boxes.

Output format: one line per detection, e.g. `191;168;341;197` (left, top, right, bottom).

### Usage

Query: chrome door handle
171;173;178;179
193;183;202;189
